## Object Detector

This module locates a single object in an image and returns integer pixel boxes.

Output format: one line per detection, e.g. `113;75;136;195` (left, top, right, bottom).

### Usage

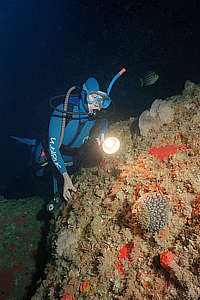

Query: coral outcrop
132;192;170;233
31;80;200;300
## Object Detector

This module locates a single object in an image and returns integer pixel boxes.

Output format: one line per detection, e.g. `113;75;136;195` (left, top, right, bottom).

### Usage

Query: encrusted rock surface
32;80;200;300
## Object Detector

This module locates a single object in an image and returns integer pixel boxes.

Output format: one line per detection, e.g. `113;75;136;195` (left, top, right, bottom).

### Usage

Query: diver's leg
46;175;62;213
53;175;58;195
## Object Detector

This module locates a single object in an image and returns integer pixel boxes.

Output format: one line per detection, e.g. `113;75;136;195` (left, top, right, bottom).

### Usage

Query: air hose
49;90;89;115
59;86;76;148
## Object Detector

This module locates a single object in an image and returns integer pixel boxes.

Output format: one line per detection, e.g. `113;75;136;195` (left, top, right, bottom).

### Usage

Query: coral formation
31;80;200;300
160;250;200;298
132;192;170;233
56;230;79;257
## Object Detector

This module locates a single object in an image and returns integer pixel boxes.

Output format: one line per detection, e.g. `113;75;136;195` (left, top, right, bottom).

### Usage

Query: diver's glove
62;172;77;200
96;120;107;146
96;133;104;146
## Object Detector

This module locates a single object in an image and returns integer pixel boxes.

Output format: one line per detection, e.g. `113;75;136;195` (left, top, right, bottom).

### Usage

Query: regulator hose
49;91;89;115
59;86;76;148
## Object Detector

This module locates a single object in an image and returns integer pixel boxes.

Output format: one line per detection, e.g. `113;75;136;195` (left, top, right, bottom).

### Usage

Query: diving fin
10;136;37;146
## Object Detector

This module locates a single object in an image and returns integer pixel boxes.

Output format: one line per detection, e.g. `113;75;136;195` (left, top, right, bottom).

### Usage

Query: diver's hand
62;172;77;201
96;133;105;146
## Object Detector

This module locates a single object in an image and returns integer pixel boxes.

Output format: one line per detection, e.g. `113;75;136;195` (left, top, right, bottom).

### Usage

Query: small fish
139;71;159;87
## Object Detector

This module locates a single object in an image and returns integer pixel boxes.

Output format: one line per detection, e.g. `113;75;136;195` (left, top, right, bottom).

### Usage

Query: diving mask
87;91;107;107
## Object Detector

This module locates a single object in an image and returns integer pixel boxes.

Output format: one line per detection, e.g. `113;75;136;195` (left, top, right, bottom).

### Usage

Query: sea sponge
138;110;160;137
150;99;174;124
139;99;174;136
132;193;170;233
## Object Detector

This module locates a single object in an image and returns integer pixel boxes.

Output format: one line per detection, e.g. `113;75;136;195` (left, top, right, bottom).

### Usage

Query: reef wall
32;80;200;300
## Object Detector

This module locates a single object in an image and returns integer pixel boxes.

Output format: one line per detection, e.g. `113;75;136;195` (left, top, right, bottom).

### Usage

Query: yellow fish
139;71;159;87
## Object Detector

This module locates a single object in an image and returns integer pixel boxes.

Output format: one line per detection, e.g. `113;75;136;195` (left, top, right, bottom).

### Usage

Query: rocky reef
32;80;200;300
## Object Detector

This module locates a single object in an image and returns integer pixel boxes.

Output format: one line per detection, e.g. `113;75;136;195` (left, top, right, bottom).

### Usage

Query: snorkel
107;68;126;96
86;68;127;109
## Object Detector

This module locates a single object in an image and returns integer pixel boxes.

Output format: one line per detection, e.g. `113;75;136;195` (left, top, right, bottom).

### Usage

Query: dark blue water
1;0;200;187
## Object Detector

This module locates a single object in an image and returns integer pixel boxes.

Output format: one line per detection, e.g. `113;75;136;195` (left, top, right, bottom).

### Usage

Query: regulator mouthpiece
102;137;120;154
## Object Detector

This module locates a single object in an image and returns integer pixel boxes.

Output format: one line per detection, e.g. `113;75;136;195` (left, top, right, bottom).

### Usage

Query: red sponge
160;250;175;270
149;145;179;162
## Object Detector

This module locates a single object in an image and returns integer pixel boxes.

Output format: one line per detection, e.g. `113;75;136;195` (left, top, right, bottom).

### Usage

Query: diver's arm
48;104;67;174
48;105;76;200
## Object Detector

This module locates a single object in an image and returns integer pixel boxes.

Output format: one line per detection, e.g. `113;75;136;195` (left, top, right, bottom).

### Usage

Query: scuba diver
11;68;126;212
47;68;126;211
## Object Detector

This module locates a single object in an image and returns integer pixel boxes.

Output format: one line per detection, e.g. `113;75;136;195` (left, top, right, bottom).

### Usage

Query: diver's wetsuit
49;98;95;174
48;93;107;195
